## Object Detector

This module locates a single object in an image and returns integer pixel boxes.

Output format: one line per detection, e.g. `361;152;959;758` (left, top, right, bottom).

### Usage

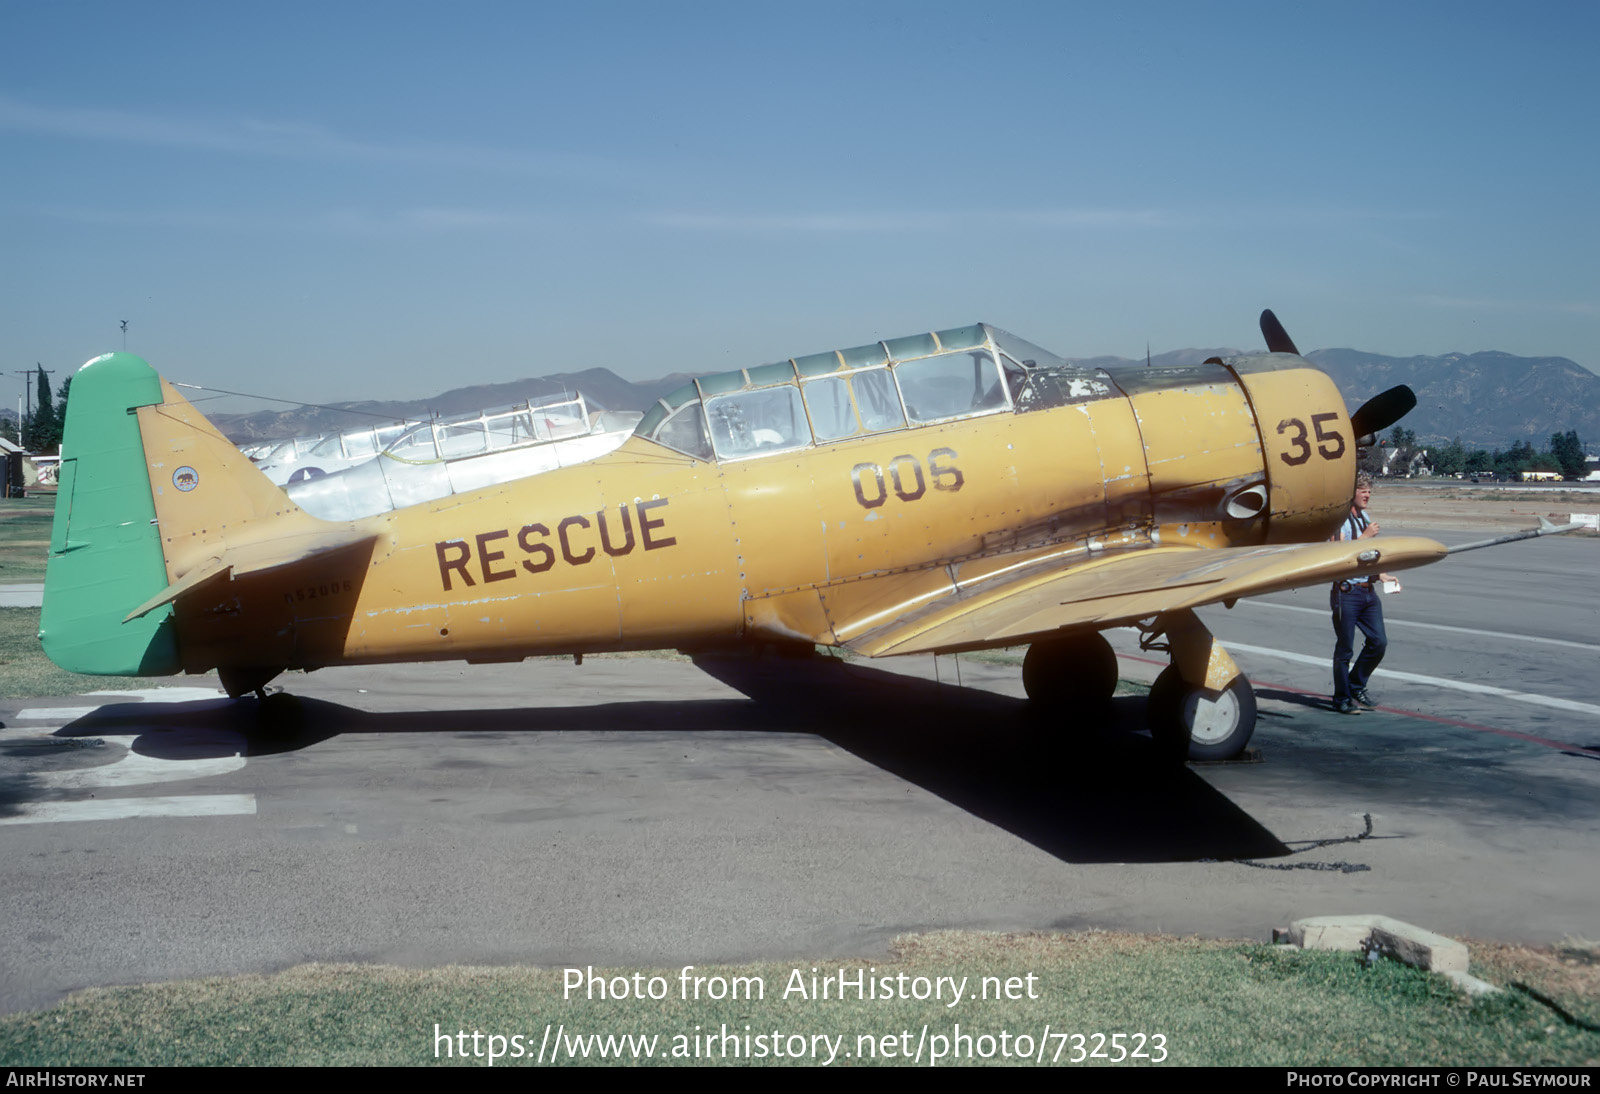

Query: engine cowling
1222;354;1357;544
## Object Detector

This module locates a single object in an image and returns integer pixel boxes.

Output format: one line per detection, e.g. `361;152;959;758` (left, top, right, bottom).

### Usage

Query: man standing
1330;473;1398;714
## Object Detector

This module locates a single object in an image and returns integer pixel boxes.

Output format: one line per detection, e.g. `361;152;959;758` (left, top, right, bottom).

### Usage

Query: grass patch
0;607;203;699
0;493;214;698
1471;937;1600;1032
0;494;55;583
954;647;1025;667
2;932;1595;1066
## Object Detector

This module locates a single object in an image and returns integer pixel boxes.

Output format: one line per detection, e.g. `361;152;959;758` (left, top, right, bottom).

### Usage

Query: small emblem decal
173;466;199;492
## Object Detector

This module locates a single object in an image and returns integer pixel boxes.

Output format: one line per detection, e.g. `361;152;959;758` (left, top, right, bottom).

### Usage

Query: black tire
1146;665;1257;761
1145;665;1189;762
1022;631;1118;708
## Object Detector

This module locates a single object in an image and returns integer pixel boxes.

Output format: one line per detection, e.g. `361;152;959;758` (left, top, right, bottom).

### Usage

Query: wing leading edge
844;535;1448;657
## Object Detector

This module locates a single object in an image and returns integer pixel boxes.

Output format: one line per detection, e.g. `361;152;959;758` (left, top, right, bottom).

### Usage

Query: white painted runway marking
0;725;65;739
3;688;252;826
14;686;228;723
0;583;43;608
14;706;113;721
0;794;257;826
1222;641;1600;717
82;687;230;702
1239;600;1600;653
29;735;246;790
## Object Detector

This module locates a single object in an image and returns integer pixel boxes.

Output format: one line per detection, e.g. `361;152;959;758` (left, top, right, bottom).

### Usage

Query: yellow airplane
40;311;1448;760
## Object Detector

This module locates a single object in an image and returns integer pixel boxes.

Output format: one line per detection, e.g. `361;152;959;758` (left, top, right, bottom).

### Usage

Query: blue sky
3;1;1597;410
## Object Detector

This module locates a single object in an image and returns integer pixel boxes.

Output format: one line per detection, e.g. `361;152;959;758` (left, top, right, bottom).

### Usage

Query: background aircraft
282;391;641;520
255;421;414;485
41;312;1448;760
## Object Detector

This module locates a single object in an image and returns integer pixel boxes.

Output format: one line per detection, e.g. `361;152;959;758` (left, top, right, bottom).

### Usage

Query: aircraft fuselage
168;353;1355;675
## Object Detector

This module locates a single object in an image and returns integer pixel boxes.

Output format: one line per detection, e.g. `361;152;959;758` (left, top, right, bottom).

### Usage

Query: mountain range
66;347;1600;451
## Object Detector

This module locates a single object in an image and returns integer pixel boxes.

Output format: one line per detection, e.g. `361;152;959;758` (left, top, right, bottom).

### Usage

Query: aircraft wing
843;535;1447;657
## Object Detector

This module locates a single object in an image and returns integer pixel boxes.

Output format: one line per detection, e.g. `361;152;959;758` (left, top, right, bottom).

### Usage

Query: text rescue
436;498;676;591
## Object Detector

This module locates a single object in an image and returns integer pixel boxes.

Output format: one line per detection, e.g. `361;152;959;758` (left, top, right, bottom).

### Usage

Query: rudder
40;353;181;675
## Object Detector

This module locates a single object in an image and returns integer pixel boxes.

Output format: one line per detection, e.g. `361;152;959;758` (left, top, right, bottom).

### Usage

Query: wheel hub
1184;689;1240;746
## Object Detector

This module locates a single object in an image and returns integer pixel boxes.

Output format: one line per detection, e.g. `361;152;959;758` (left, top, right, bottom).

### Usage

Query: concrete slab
1288;914;1469;973
1442;970;1501;996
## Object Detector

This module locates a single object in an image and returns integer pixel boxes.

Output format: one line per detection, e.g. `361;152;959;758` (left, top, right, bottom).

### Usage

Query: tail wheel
1022;631;1118;708
1146;665;1257;761
220;666;284;698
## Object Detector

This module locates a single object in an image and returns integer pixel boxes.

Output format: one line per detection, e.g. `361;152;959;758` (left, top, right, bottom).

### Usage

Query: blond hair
1355;472;1373;490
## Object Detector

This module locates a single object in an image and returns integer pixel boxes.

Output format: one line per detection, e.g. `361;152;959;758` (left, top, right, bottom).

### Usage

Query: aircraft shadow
32;659;1290;865
1254;686;1339;712
689;653;1291;865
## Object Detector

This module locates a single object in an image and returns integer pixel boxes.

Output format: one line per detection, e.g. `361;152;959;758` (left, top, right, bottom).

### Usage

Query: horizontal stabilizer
123;556;230;622
123;526;379;621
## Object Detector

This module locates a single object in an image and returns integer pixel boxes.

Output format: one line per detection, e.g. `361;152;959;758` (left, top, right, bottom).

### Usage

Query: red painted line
1115;653;1599;756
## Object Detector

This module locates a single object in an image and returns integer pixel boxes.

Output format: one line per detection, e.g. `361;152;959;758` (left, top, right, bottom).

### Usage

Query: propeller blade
1260;309;1300;355
1351;385;1417;439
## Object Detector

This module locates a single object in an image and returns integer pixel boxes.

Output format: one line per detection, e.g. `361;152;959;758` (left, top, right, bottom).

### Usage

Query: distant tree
28;367;60;452
1433;436;1467;477
1464;449;1493;474
1551;430;1586;480
53;376;71;444
20;368;71;454
0;417;17;445
1495;440;1537;478
35;369;53;429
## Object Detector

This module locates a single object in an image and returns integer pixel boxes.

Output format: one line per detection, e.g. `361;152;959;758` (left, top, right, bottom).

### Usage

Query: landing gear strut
1139;609;1257;761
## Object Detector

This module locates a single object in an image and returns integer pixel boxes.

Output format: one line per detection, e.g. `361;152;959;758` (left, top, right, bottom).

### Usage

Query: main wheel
1146;665;1257;761
1022;632;1118;708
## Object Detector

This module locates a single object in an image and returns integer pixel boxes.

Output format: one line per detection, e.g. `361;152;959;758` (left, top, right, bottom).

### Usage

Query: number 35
1277;412;1346;466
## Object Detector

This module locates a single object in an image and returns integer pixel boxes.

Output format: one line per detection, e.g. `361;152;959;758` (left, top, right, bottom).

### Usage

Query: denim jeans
1331;583;1387;700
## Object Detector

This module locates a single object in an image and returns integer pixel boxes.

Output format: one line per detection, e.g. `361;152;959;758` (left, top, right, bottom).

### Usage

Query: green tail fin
40;353;181;675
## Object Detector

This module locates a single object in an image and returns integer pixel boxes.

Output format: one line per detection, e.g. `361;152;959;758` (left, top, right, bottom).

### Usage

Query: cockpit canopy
634;323;1109;462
